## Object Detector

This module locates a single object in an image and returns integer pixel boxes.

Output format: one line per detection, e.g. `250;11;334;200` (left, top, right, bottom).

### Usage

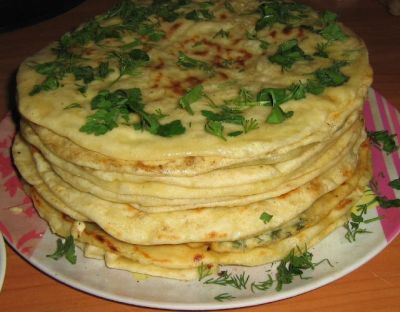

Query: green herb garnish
204;271;250;290
201;109;244;125
255;1;310;31
251;274;274;292
314;41;330;58
214;293;235;302
266;104;294;124
224;0;235;13
47;235;77;264
205;120;226;141
314;61;349;87
198;263;213;281
80;88;185;137
275;246;332;291
179;85;204;115
260;212;273;224
213;28;230;39
376;196;400;209
185;9;214;21
111;49;150;80
63;103;82;110
268;39;312;70
177;51;215;76
389;177;400;190
344;196;383;242
367;130;399;154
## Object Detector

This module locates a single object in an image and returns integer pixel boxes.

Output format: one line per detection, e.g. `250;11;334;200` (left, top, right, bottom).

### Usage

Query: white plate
0;89;399;309
0;233;6;291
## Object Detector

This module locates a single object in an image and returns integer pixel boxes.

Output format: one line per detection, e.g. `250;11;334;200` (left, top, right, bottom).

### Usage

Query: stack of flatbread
12;0;372;280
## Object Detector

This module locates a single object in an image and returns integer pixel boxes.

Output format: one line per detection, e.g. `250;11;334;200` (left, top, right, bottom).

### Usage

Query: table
1;1;400;311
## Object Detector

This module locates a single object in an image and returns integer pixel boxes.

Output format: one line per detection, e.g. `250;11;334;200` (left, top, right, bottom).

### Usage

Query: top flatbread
16;0;372;164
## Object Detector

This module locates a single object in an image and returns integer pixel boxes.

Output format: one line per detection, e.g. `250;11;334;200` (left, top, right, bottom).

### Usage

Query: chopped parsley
179;85;204;115
389;177;400;190
47;235;77;264
80;88;185;137
268;39;312;70
185;9;214;21
367;130;399;154
63;103;82;110
177;51;215;76
319;11;348;42
255;0;311;31
314;41;330;58
205;120;226;141
260;212;273;223
246;30;270;50
111;49;150;80
213;28;230;39
314;61;349;87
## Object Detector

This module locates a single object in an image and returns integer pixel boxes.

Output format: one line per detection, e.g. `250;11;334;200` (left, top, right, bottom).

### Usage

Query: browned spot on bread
185;76;203;88
283;26;293;35
201;39;222;53
206;231;227;239
336;198;353;210
220;13;227;20
168;22;182;36
277;187;298;200
218;71;228;80
236;49;253;67
270;30;277;38
62;213;74;222
309;180;322;193
193;50;209;56
184;156;195;166
170;81;185;95
136;161;162;173
193;254;204;262
153;60;164;70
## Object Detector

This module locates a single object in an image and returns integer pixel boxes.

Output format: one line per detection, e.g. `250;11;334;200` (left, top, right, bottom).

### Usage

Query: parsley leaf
47;235;77;264
201;109;244;125
367;130;399;154
268;39;312;70
80;88;185;137
389;177;400;190
318;10;348;42
177;51;215;76
320;23;348;41
314;61;349;87
266;104;294;124
64;103;82;110
205;120;226;141
185;9;214;21
255;1;310;31
112;49;150;79
260;212;273;223
314;41;330;58
179;85;204;115
376;196;400;209
213;28;230;39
